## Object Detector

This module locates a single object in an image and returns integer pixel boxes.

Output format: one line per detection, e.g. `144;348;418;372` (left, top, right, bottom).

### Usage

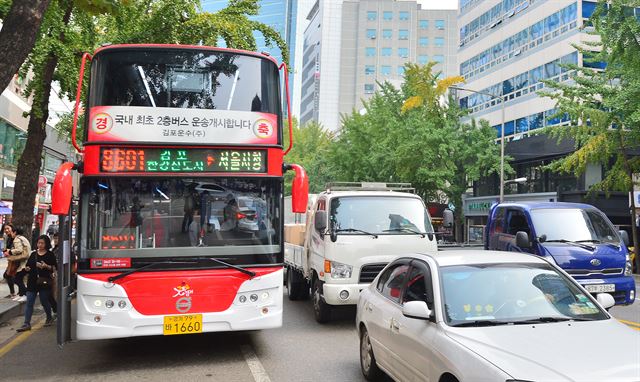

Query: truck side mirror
443;209;454;228
516;231;531;249
314;211;327;232
288;164;309;214
619;230;629;247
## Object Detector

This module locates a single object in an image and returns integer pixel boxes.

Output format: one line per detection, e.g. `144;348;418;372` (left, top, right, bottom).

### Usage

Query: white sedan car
356;250;640;382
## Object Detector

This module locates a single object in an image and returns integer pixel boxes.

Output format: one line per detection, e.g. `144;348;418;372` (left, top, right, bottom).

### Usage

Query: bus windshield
90;49;280;114
79;177;281;259
329;196;434;234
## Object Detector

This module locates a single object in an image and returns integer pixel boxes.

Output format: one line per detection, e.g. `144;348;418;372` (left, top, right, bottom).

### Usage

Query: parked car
356;250;640;382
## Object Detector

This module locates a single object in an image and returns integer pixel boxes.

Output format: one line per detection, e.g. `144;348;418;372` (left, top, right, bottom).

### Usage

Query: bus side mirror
443;209;454;228
619;230;629;247
52;162;76;215
315;211;327;232
288;164;309;214
516;231;531;249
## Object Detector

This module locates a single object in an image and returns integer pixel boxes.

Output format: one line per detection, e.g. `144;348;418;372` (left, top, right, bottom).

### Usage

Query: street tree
11;0;288;237
540;0;640;268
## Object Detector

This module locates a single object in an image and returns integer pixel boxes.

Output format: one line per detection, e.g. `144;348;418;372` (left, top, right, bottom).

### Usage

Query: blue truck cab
485;202;635;305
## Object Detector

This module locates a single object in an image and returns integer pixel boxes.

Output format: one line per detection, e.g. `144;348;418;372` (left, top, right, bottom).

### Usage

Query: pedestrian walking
16;235;56;332
2;223;15;298
3;224;31;302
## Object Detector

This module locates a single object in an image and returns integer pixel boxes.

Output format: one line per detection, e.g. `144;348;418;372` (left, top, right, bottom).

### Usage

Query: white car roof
323;191;422;199
406;250;548;268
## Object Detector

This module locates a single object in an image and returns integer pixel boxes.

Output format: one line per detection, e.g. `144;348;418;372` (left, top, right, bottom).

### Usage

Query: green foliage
0;0;11;19
330;63;505;215
540;0;640;194
283;119;335;194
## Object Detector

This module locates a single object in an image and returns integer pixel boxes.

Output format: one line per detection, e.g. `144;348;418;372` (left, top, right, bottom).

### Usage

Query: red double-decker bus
51;44;308;344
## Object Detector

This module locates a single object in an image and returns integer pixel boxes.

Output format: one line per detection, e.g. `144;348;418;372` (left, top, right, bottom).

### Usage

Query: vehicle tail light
237;212;247;220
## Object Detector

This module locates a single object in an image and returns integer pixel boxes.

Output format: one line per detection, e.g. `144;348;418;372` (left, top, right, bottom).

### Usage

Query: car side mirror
443;209;454;228
516;231;531;248
619;230;629;247
402;301;432;320
596;293;615;310
314;211;327;233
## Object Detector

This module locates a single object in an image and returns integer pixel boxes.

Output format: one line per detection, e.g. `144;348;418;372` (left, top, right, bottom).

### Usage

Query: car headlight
330;261;352;278
624;254;632;276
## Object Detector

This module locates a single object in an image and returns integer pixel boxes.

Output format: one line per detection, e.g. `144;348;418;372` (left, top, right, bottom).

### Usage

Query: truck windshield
329;196;433;234
530;208;620;244
79;177;281;259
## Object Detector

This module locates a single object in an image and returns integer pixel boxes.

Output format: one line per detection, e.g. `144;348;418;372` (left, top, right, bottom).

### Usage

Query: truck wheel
312;278;331;323
287;268;309;301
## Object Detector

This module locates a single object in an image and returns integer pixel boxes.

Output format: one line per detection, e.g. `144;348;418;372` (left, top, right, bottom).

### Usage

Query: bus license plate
163;314;203;335
584;284;615;293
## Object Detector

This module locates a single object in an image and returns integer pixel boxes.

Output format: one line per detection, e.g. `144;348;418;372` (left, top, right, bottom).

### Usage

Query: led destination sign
100;148;267;173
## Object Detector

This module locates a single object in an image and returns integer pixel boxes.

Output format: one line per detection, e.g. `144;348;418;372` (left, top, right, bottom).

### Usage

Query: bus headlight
330;261;352;279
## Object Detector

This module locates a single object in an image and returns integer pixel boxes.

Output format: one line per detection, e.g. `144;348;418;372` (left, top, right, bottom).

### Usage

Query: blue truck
485;202;635;305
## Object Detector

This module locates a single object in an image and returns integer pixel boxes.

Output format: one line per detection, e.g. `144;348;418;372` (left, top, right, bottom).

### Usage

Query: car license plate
584;284;615;293
163;314;203;335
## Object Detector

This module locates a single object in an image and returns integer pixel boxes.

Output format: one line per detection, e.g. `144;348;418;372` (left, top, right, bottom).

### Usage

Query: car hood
541;243;626;270
445;319;640;381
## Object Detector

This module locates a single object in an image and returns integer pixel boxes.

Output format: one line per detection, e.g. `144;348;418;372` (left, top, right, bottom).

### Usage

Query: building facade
457;0;640;241
300;0;457;132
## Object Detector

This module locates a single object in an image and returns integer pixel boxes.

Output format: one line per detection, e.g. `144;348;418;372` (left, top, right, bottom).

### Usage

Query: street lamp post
450;86;506;202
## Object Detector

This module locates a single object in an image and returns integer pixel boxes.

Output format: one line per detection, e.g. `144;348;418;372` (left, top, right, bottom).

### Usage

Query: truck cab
284;182;438;322
486;202;635;305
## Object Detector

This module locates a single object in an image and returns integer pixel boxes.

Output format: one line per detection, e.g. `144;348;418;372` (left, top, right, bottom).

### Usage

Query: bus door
57;208;76;347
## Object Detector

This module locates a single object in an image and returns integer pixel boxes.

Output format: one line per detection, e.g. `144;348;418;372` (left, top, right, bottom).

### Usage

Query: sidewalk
0;256;26;324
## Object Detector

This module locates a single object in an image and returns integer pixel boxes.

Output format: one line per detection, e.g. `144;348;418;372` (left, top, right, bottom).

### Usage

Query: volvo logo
590;258;601;267
175;297;192;313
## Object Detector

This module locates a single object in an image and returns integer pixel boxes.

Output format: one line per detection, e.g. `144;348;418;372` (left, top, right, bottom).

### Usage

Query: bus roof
92;44;280;67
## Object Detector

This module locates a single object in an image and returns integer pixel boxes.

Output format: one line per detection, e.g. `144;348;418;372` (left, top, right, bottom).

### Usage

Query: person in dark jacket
16;235;56;332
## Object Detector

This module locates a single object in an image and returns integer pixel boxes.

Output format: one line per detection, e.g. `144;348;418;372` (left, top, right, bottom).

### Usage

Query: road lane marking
241;344;272;382
0;321;44;358
618;319;640;328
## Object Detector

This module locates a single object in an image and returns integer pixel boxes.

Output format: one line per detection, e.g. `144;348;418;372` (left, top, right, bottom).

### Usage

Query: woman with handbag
4;224;31;301
16;235;56;332
2;224;16;298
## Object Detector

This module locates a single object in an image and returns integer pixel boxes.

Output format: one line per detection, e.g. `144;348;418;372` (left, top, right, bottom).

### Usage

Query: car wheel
287;268;309;301
360;327;383;381
312;278;331;323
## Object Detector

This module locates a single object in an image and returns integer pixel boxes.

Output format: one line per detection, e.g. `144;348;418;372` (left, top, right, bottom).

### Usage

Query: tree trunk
12;54;58;238
0;0;52;93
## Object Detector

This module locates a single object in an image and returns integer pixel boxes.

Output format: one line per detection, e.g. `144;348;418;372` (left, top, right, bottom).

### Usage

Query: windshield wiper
202;257;256;278
451;320;513;327
108;260;198;283
334;228;378;239
513;316;593;324
544;239;595;251
576;239;620;248
382;228;426;238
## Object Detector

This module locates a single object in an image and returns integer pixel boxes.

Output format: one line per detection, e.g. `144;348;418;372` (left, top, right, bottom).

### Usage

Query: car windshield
530;208;620;243
329;196;434;234
441;263;608;325
79;177;280;260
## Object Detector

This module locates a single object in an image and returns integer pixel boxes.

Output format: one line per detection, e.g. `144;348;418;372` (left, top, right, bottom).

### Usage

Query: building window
435;19;445;29
364;84;375;94
418;55;428;65
398;66;406;75
365;47;376;56
366;29;376;39
399;11;409;21
367;11;377;21
419;37;429;47
399;29;409;40
383;11;392;21
365;65;376;75
419;19;429;29
434;37;444;47
398;48;409;58
381;65;391;75
433;54;444;63
382;29;392;39
381;47;392;56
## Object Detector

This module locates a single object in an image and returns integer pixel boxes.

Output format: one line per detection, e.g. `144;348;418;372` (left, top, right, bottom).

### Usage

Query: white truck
284;182;438;323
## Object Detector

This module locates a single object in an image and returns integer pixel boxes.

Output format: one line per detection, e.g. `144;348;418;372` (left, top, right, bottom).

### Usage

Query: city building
300;0;457;132
201;0;308;117
457;0;640;241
